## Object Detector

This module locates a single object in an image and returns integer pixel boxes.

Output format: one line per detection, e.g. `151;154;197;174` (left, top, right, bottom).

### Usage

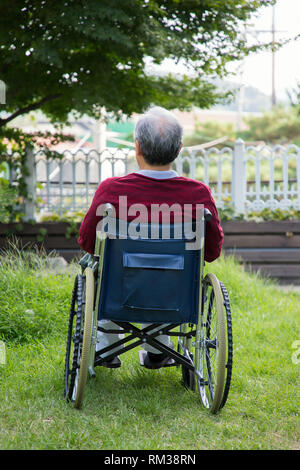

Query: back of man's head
134;106;183;166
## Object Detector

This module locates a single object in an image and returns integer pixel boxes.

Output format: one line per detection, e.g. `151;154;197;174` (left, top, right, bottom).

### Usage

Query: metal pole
232;139;246;214
23;147;36;221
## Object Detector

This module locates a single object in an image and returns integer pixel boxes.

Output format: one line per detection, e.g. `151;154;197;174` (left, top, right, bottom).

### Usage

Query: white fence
10;139;300;219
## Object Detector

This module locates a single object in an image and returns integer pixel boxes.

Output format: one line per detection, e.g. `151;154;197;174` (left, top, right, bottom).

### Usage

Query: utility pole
271;5;276;107
236;2;283;123
236;62;245;133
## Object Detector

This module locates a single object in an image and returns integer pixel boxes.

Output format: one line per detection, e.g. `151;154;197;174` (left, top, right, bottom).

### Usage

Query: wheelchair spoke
206;338;217;349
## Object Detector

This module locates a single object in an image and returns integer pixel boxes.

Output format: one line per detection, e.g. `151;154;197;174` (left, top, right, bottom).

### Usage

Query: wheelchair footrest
138;350;177;369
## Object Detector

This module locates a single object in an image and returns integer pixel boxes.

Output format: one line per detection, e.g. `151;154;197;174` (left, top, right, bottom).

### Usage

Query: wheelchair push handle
204;208;212;222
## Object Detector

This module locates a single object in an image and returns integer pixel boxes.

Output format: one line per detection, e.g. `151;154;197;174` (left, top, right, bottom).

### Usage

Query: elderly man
78;106;223;369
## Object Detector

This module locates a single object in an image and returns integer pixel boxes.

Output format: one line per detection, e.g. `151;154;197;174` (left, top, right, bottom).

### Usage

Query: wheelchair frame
64;211;233;414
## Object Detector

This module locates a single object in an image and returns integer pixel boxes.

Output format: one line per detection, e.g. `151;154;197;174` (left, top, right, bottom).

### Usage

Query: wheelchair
64;208;233;414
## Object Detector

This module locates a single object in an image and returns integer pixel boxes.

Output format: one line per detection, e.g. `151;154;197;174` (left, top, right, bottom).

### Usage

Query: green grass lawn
0;251;299;450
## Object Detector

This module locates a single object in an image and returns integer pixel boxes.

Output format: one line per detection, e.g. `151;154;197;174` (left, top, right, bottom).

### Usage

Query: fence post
23;147;36;221
232;138;246;214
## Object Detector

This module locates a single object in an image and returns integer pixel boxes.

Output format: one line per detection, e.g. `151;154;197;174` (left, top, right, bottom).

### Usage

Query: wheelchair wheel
194;273;233;414
64;268;95;408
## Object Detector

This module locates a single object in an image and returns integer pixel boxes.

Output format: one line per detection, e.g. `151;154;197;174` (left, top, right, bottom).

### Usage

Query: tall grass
0;246;299;450
0;242;77;343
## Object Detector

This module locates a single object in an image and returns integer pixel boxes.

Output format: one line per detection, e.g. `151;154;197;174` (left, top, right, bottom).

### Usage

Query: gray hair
134;106;183;165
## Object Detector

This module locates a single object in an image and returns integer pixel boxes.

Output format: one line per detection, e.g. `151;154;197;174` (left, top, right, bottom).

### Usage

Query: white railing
243;143;300;212
34;147;132;217
6;140;300;220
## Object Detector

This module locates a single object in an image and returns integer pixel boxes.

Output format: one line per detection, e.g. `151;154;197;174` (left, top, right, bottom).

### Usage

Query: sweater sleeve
202;187;224;262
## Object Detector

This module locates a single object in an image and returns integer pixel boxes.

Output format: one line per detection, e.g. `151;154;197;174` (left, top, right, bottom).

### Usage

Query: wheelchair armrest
204;208;212;222
78;252;92;272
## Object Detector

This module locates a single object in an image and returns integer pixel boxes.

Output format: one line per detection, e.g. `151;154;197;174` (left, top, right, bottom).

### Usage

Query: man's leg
96;319;124;367
140;323;174;368
141;323;172;354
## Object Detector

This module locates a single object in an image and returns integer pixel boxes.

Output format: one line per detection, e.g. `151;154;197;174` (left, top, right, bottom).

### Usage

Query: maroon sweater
78;173;223;262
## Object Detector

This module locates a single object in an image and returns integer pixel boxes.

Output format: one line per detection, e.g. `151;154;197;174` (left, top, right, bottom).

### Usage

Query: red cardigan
78;173;224;262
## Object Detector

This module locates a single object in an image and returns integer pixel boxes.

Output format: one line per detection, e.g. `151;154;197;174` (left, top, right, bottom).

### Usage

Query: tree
240;104;300;145
287;81;300;113
183;119;236;148
0;0;277;127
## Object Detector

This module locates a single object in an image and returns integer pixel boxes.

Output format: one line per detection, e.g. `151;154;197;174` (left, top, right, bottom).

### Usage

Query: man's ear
135;140;142;157
135;140;143;167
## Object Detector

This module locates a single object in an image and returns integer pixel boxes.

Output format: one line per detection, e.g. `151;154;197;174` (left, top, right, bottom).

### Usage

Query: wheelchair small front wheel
64;268;95;408
194;273;231;414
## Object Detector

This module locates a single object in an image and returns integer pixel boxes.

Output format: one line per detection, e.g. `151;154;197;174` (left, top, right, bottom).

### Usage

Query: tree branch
0;94;61;127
